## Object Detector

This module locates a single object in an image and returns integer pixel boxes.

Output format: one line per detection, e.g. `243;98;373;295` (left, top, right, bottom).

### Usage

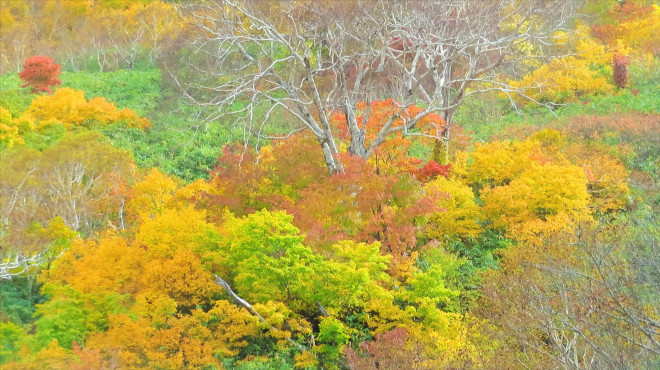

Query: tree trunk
318;137;344;175
347;122;367;158
432;116;452;165
345;101;368;158
431;138;449;165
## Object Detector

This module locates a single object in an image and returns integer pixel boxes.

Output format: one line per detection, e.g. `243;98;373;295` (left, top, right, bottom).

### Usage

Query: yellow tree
481;164;591;241
509;24;614;104
126;168;178;221
24;87;150;130
85;299;259;369
424;177;482;239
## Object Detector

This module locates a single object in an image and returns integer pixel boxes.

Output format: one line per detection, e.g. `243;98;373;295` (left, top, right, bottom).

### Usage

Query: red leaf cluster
18;56;62;94
411;160;451;182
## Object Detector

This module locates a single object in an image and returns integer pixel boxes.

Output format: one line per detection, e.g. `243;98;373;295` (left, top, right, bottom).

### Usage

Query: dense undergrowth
1;0;659;368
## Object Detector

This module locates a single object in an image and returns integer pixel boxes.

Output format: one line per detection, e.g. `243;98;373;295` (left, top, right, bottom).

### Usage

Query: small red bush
18;56;62;94
613;53;629;89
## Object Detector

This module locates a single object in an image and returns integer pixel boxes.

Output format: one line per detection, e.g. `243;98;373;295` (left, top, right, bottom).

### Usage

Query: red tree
18;56;62;94
613;53;628;89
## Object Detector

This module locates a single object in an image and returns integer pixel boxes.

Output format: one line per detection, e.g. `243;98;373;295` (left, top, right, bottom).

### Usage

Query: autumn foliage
1;0;659;369
25;88;150;129
18;56;62;94
613;52;629;88
331;99;444;173
591;1;660;60
411;160;452;182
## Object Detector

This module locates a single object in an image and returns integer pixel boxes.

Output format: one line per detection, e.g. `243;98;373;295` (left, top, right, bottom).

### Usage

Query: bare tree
0;250;49;280
174;0;581;173
479;211;660;369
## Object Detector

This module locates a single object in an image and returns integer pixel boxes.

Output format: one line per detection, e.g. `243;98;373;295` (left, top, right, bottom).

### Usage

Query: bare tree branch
174;0;582;172
215;274;308;351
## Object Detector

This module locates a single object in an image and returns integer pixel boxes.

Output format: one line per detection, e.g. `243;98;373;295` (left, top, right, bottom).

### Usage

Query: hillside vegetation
1;0;659;368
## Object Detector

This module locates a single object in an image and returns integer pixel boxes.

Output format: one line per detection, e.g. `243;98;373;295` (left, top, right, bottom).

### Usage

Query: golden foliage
566;144;630;212
592;2;660;63
24;88;150;130
481;164;591;236
86;300;259;370
0;107;23;148
140;248;219;308
424;177;482;238
135;206;214;258
43;236;145;295
465;139;541;186
510;24;614;104
127;168;178;221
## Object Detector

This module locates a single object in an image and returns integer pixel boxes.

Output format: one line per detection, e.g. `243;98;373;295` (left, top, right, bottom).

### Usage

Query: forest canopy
1;0;659;368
